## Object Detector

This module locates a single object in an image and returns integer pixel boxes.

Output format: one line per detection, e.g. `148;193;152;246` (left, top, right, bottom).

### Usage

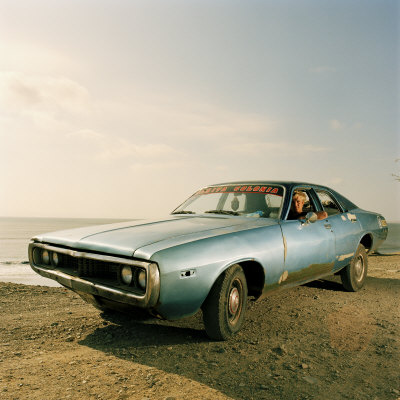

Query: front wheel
202;264;248;341
340;244;368;291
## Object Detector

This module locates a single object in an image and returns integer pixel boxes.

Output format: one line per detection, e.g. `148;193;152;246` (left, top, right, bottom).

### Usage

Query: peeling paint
278;270;289;284
337;253;354;262
260;262;335;299
283;236;287;262
280;263;334;286
341;215;347;221
347;213;357;221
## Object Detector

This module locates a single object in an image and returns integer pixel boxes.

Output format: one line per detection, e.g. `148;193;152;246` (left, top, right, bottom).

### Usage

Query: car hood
33;215;278;259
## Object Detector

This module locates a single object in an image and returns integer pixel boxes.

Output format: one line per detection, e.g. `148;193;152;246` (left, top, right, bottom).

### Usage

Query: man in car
287;191;328;220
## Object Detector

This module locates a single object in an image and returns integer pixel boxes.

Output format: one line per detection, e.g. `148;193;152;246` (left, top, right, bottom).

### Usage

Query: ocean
0;217;399;287
0;217;131;286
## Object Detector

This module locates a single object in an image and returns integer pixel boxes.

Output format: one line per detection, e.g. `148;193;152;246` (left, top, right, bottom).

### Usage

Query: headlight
121;266;133;285
52;252;60;266
32;247;42;265
138;270;146;289
42;250;50;265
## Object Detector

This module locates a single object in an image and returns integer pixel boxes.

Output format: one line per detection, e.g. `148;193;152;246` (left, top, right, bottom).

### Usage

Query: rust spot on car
280;263;335;286
278;270;289;284
260;262;335;300
347;213;357;221
283;236;287;262
337;253;354;262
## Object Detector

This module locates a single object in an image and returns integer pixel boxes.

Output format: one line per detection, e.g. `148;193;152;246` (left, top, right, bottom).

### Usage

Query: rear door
313;189;362;270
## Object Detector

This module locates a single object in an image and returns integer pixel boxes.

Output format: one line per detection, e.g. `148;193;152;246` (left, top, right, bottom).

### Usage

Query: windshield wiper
204;210;239;216
172;210;196;214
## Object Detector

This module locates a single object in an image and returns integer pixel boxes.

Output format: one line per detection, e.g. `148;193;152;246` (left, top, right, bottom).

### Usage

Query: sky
0;0;399;221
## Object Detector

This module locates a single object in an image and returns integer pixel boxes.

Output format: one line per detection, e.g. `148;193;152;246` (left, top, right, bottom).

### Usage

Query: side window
316;191;341;216
287;188;318;220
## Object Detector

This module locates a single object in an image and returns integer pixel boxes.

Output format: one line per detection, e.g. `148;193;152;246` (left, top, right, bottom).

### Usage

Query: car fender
149;225;284;319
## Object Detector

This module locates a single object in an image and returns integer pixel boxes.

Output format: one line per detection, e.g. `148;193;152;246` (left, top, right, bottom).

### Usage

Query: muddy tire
340;244;368;292
202;264;248;341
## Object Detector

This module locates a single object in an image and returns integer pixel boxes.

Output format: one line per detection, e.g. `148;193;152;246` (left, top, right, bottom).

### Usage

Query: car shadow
303;277;344;291
78;275;400;400
79;309;208;349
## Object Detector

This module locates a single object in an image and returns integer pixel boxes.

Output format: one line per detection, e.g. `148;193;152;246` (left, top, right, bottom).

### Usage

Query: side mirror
302;212;317;225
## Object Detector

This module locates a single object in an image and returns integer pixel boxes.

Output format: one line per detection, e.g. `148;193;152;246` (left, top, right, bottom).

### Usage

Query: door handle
324;224;332;230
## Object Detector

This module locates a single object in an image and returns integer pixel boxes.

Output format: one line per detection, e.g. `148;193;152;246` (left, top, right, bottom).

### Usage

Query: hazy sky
0;0;399;221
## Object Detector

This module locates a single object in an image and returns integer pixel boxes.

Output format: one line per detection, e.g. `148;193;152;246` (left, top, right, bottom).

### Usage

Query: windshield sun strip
173;184;286;219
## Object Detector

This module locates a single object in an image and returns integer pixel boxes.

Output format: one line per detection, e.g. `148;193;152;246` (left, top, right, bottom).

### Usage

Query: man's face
292;195;304;214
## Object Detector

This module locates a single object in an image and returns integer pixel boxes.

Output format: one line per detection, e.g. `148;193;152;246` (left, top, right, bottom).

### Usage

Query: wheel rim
228;278;243;325
354;255;365;282
229;287;240;314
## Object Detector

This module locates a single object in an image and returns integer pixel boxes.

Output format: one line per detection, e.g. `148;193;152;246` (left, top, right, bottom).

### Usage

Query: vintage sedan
29;181;388;340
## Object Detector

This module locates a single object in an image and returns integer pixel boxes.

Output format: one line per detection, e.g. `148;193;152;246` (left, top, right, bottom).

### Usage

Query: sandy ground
0;254;399;400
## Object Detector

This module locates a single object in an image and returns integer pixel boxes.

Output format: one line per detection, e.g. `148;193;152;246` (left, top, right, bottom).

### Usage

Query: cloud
0;71;90;111
95;94;278;141
71;93;280;163
0;71;91;133
330;119;344;131
0;39;77;75
1;70;278;146
68;128;180;163
329;119;364;132
1;71;280;172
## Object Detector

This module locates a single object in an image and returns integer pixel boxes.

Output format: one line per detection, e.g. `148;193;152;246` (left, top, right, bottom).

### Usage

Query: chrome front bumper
29;242;160;308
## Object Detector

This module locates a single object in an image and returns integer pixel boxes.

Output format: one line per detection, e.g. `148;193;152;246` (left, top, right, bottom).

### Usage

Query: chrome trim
31;242;149;267
29;242;160;308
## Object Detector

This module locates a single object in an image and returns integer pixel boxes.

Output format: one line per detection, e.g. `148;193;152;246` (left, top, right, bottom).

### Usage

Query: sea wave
0;261;30;265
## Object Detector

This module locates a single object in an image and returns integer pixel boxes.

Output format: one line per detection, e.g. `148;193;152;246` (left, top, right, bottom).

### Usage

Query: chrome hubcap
229;287;240;315
354;256;364;281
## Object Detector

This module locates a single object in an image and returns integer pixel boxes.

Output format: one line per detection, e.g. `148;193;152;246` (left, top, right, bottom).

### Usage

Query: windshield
172;184;284;219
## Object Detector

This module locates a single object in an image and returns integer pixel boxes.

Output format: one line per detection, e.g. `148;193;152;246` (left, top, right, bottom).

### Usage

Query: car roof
209;181;319;188
206;181;358;211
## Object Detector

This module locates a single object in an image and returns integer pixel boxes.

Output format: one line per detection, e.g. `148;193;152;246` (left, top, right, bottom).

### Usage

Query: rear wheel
340;244;368;291
202;264;248;340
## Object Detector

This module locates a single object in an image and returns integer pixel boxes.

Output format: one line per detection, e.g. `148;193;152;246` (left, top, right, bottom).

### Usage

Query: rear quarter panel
355;209;388;251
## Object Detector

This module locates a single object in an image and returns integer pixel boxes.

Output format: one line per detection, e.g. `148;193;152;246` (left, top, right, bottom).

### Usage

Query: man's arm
316;211;328;220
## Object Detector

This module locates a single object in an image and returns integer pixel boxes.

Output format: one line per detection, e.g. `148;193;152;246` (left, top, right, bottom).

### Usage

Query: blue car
29;181;388;340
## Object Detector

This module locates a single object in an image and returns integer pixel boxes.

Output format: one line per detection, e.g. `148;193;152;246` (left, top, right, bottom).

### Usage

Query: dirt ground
1;254;399;400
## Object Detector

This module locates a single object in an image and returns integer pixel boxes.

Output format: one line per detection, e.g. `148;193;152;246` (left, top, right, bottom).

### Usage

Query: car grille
61;255;120;279
30;243;148;294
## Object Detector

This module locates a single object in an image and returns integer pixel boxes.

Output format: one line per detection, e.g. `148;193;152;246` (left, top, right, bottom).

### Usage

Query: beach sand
0;254;399;400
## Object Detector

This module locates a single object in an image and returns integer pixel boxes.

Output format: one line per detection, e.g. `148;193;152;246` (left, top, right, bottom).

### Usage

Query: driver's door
279;188;336;288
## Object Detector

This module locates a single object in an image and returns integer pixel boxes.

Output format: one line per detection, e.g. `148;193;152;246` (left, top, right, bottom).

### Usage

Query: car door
279;187;336;288
314;189;362;271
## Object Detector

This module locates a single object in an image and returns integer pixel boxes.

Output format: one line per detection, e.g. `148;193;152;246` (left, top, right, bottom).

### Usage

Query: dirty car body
29;181;388;340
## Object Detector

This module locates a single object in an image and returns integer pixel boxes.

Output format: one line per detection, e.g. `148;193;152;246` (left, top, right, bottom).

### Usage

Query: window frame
284;186;322;220
312;188;345;216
